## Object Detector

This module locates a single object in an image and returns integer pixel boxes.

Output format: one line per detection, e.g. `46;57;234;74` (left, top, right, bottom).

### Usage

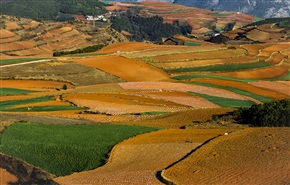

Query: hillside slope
174;0;290;18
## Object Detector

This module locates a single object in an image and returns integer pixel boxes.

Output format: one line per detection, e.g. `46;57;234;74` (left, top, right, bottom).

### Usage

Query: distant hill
0;0;107;20
173;0;290;18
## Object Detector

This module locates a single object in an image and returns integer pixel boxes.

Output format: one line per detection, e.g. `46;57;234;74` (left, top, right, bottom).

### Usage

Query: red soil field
154;56;257;69
215;62;289;79
5;21;21;30
250;81;290;96
259;43;290;57
241;43;272;56
133;91;219;108
64;93;188;115
1;41;35;52
119;82;252;101
257;24;284;33
97;42;161;54
74;56;170;81
162;128;290;185
0;30;15;38
0;35;21;44
0;168;18;185
0;80;73;89
152;49;245;62
246;29;283;42
190;78;288;100
23;20;40;30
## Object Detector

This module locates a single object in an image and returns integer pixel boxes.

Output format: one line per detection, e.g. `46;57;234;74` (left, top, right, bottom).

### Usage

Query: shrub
233;99;290;127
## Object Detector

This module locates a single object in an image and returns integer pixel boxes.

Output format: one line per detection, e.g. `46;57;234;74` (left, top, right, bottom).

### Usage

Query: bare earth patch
74;56;170;82
162;127;290;185
0;168;18;185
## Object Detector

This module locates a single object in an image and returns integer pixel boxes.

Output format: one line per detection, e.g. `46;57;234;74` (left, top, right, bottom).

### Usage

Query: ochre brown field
0;168;18;185
162;128;290;185
153;56;257;69
73;56;170;81
190;78;289;100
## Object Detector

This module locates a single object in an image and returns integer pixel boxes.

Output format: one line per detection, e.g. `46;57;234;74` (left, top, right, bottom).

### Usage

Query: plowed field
190;78;289;100
119;82;253;100
74;56;170;81
0;80;72;89
154;56;257;69
162;128;290;185
215;62;289;79
0;168;18;185
250;81;290;96
152;49;245;62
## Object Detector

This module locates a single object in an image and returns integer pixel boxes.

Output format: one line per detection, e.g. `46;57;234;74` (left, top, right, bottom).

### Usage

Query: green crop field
0;58;46;65
172;74;256;82
0;122;159;176
0;88;37;95
189;92;256;108
7;106;85;112
0;96;53;111
166;61;271;73
189;82;273;103
184;42;202;46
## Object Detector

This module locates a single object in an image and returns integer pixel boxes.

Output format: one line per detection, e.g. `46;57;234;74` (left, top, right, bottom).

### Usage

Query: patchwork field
1;18;289;185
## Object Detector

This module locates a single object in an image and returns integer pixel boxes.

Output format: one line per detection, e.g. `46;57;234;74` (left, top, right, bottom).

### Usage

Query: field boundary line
0;59;52;68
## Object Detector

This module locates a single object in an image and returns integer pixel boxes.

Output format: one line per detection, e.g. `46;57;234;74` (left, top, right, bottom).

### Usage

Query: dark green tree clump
0;0;107;21
110;10;192;43
53;44;105;57
233;99;290;127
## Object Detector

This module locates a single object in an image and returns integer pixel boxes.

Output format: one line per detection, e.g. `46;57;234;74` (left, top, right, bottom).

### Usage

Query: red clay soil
162;127;290;185
96;42;159;54
214;62;290;79
0;80;73;89
55;128;240;185
154;56;257;69
119;82;255;101
0;168;18;185
73;56;170;81
249;81;290;97
190;78;289;100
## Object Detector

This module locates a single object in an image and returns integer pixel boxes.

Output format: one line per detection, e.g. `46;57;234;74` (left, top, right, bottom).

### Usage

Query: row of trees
233;99;289;127
53;44;105;57
0;0;107;21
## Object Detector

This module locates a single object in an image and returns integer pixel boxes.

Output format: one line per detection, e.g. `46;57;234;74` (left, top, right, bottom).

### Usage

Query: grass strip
6;106;86;112
0;88;37;95
0;122;159;176
189;92;256;108
172;74;256;82
0;58;45;65
184;42;202;46
189;82;273;103
166;61;271;73
0;96;53;111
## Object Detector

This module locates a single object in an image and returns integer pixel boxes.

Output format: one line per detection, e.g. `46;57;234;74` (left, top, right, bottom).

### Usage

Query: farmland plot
74;56;170;81
152;49;246;62
162;128;290;185
119;82;253;101
153;56;258;69
64;93;188;115
250;81;290;96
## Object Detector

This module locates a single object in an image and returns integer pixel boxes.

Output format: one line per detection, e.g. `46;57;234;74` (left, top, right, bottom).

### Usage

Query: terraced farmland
1;17;289;185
